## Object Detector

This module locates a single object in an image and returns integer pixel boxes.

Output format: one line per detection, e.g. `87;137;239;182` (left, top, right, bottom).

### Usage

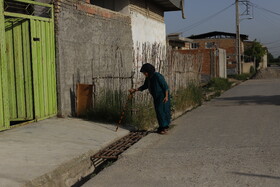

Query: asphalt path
83;78;280;187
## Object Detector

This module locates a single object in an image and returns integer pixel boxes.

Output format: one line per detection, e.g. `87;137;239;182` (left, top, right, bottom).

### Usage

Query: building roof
188;31;249;40
167;33;193;42
152;0;183;11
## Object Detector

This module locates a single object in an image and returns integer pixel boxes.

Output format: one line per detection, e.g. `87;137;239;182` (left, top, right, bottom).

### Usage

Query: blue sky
165;0;280;58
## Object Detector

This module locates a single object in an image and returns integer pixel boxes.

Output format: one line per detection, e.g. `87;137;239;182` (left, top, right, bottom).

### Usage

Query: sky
165;0;280;58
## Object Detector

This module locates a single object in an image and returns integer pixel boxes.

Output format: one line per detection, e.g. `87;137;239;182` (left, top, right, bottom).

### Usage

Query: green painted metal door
31;19;57;120
0;0;9;130
0;0;57;130
5;18;34;121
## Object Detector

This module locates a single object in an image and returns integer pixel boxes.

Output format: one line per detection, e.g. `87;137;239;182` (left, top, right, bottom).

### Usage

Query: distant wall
179;49;214;82
55;0;134;117
179;48;227;81
260;53;268;69
218;48;227;78
242;62;254;73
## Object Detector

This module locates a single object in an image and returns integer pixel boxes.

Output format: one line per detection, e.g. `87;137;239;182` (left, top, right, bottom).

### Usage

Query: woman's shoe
158;130;167;135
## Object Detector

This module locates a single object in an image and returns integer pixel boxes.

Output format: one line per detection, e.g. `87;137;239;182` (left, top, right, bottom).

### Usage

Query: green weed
173;83;203;111
208;78;232;91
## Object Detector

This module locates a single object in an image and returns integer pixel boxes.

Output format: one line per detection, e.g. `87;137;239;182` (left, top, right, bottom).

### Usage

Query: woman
129;63;171;134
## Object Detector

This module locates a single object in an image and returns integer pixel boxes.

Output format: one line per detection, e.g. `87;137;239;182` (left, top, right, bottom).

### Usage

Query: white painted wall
130;8;167;79
218;48;227;78
261;53;268;68
130;10;166;46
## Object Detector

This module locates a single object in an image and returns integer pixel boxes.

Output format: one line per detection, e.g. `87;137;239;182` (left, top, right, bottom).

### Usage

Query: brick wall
178;49;220;82
189;38;245;74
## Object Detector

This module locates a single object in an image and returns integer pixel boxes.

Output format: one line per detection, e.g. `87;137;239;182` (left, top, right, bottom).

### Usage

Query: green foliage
173;83;203;111
208;78;232;91
268;52;275;63
85;90;157;130
229;73;251;81
83;83;209;131
250;66;256;74
244;40;266;63
130;103;157;131
267;52;280;65
228;67;256;81
86;90;126;124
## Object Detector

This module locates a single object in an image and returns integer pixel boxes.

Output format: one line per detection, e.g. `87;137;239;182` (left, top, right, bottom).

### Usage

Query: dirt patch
254;68;280;79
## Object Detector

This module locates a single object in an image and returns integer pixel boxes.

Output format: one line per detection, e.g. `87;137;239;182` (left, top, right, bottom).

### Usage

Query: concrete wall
242;62;254;73
129;0;166;69
55;0;133;117
260;53;268;69
218;48;227;78
130;11;166;45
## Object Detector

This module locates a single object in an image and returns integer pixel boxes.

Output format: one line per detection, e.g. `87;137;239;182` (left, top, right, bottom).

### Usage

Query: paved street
83;78;280;187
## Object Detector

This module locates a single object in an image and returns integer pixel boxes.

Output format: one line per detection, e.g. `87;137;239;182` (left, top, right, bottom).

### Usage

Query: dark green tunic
138;72;171;129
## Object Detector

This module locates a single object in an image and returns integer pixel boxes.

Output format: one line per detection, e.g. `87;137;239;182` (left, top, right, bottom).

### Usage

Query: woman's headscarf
140;63;155;77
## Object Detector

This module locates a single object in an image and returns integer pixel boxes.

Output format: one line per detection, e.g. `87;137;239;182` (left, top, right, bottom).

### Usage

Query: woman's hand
163;90;169;103
129;88;137;94
163;96;168;103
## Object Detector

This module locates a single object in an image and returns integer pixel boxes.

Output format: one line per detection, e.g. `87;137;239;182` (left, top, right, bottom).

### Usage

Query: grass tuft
172;83;203;111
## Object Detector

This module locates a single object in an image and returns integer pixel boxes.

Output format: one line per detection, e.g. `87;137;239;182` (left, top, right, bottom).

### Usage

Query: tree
267;52;274;63
244;40;266;64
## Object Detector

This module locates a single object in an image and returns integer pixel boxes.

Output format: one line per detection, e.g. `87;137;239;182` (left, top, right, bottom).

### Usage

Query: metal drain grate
91;131;149;167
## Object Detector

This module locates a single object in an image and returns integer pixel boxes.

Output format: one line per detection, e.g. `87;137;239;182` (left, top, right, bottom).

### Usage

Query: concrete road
83;79;280;187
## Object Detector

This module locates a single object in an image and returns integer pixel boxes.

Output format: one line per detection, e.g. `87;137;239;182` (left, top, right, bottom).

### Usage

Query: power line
263;39;280;45
173;2;235;34
250;2;280;17
253;8;280;29
269;45;280;50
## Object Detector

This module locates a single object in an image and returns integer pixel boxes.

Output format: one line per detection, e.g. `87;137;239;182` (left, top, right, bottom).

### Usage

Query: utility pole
236;0;252;75
236;0;242;74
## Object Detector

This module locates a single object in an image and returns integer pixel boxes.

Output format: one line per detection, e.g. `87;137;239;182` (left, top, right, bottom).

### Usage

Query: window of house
191;43;199;49
205;42;215;49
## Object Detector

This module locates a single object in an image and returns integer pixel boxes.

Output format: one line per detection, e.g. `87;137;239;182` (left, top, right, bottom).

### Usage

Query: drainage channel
72;131;150;187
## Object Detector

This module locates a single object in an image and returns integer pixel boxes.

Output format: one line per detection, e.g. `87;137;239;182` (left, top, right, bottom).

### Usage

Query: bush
173;83;203;111
208;78;232;91
250;66;256;74
130;103;157;130
86;90;126;124
85;83;203;130
85;90;157;130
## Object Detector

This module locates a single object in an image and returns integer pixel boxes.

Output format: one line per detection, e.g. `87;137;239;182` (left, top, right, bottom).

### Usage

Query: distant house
188;31;249;75
167;33;227;82
167;33;193;50
244;41;268;70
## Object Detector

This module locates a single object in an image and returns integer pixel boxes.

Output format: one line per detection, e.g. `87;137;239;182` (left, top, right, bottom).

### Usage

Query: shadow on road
217;95;280;106
230;171;280;180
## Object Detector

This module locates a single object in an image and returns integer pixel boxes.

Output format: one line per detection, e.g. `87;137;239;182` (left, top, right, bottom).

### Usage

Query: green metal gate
0;0;57;130
5;18;34;121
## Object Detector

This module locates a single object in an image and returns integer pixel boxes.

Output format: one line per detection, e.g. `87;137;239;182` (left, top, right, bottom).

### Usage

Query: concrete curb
23;131;130;187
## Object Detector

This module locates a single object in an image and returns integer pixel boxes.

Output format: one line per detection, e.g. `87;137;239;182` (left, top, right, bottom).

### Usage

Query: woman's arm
163;90;169;103
157;74;169;103
129;78;148;94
